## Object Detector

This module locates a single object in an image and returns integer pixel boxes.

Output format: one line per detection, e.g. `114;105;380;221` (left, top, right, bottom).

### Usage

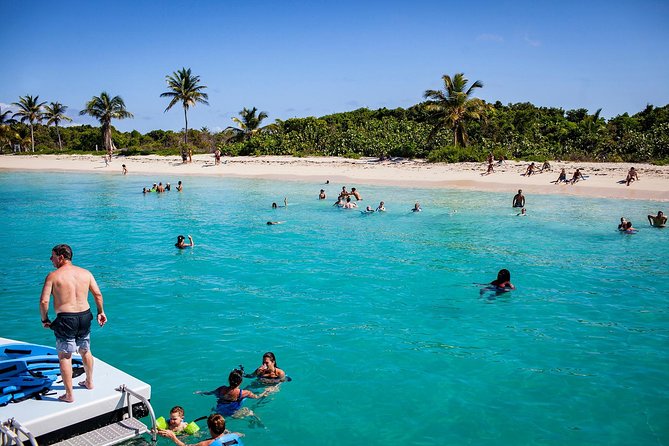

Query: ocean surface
1;171;667;445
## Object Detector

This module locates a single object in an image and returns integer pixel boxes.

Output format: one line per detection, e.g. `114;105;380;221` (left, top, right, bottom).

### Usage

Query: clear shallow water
1;171;667;445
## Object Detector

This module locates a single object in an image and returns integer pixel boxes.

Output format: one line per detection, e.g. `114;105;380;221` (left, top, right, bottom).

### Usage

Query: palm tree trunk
30;123;35;152
103;122;114;156
56;124;62;151
183;108;188;145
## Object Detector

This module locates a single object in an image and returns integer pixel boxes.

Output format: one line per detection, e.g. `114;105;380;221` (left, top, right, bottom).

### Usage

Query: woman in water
205;368;271;417
175;235;194;249
376;201;386;212
490;269;515;291
412;202;422;212
251;352;286;383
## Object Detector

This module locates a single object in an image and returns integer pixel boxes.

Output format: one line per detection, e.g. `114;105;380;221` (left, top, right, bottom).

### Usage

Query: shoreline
1;154;668;201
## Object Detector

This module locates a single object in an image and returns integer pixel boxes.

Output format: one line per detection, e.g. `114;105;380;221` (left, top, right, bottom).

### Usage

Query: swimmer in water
199;367;274;418
319;189;326;200
363;205;374;213
266;221;283;225
175;235;194;249
623;221;637;233
490;269;515;291
648;211;667;227
517;208;527;216
376;201;386;212
251;352;286;383
412;202;422;212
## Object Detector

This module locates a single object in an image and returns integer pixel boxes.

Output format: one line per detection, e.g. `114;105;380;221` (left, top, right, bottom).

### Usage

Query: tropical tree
160;67;208;161
231;107;272;141
423;73;489;147
12;95;46;152
79;92;133;156
43;102;72;151
0;106;16;125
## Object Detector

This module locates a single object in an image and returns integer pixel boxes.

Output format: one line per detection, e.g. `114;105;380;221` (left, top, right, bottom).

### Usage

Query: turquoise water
1;171;668;445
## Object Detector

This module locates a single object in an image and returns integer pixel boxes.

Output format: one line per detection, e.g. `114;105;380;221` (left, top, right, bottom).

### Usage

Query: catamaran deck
0;337;152;444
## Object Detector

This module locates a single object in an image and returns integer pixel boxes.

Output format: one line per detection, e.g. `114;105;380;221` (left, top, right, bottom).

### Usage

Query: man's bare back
43;263;100;314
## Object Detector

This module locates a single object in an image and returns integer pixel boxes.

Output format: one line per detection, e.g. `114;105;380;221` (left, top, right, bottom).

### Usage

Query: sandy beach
1;154;668;201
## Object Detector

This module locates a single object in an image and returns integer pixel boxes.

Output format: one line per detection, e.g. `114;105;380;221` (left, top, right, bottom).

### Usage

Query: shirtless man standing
39;244;107;403
512;189;525;208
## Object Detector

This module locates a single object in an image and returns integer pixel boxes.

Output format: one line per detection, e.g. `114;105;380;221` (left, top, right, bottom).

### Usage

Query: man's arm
89;273;107;327
39;274;53;327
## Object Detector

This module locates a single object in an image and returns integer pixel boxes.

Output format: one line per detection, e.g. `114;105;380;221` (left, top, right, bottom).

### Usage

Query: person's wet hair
228;368;243;387
497;269;511;282
52;244;73;261
207;413;226;436
263;351;278;367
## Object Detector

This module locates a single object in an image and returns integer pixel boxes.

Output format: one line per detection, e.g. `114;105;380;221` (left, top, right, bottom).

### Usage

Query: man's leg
58;351;74;402
79;348;94;389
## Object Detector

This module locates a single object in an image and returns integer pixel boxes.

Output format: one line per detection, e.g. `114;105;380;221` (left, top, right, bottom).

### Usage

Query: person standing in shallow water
512;189;525;208
39;244;107;403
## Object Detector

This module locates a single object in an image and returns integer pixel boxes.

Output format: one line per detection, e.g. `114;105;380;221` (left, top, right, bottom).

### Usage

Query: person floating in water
517;208;527;216
158;413;243;446
199;368;274;418
412;202;422;212
512;189;525;208
490;269;515;291
251;352;286;383
647;211;667;227
175;235;194;249
376;201;386;212
266;221;283;225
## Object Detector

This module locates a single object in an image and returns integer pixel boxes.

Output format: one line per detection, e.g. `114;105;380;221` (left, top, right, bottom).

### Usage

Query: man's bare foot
78;380;93;389
58;394;74;403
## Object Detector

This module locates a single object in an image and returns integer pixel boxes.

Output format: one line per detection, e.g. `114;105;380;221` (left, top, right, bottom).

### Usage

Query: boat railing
0;418;38;446
117;384;157;443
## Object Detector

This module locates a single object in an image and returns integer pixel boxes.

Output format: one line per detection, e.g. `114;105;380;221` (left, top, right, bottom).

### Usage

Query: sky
2;0;668;134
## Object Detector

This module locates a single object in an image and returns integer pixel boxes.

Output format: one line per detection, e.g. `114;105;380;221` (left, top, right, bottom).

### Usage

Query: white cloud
524;34;541;47
477;33;504;43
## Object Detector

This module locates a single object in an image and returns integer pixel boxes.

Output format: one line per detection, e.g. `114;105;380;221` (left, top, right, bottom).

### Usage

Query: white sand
1;154;668;201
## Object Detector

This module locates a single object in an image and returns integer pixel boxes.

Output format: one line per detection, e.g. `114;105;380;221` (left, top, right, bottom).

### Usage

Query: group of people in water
321;184;421;213
157;352;287;446
618;211;667;233
143;180;183;194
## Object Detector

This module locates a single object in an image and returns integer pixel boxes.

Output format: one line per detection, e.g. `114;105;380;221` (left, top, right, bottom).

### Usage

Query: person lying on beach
158;413;243;446
412;202;422;212
618;217;628;231
376;201;386;212
512;190;525;208
524;162;537;176
517;208;527;216
540;161;551;172
175;235;194;249
319;189;326;200
250;352;287;383
552;168;567;184
626;167;639;186
350;188;362;200
648;211;667;227
343;197;358;209
570;169;585;184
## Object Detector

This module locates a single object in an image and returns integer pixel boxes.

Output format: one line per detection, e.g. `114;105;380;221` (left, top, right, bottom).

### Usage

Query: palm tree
43;102;72;151
423;73;489;147
12;95;46;152
160;67;208;161
0;107;16;125
232;107;270;141
79;92;133;156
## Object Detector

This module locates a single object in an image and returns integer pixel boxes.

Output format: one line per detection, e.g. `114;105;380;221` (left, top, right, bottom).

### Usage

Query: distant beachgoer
122;164;127;175
151;183;157;192
339;187;349;200
484;160;494;175
487;152;494;165
623;221;637;233
343;197;358;209
350;188;362;200
266;221;283;225
176;181;183;192
165;183;171;191
554;168;567;184
512;190;525;208
648;211;667;227
376;201;386;212
412;202;422;212
570;169;585;184
626;167;639;186
525;162;537;176
618;217;628;231
214;148;222;165
319;189;326;200
272;202;277;209
39;244;107;403
175;235;194;249
158;413;243;446
517;208;527;216
157;182;166;193
333;196;345;207
541;161;551;172
103;156;109;167
142;187;149;194
326;180;330;184
251;352;286;383
363;205;374;213
490;269;515;291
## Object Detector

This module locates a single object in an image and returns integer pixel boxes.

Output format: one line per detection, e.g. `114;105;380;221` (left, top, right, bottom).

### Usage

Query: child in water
490;269;515;291
166;406;188;432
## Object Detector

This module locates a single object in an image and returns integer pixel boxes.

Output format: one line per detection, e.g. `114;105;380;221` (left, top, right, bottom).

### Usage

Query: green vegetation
2;73;668;163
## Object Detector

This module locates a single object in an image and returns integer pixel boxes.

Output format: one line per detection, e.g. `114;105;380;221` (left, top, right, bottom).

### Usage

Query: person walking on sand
214;148;221;165
512;189;525;208
39;244;107;403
